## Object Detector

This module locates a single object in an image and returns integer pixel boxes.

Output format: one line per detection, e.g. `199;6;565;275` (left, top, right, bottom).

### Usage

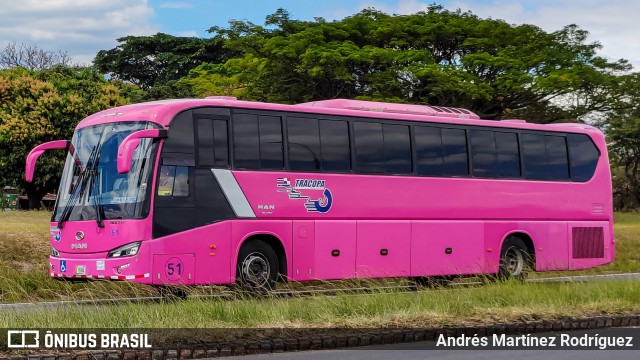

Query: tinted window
545;135;569;180
158;165;176;196
354;122;384;173
522;133;569;180
157;165;189;197
469;130;498;178
441;128;468;176
319;120;351;171
521;133;546;179
495;132;520;178
568;134;599;182
383;124;412;174
415;126;444;176
197;118;228;168
258;115;283;170
233;113;260;169
197;118;214;166
164;111;194;154
288;117;321;171
173;166;190;196
213;120;228;167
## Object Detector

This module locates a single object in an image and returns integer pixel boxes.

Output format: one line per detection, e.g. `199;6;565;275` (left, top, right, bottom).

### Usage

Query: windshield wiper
57;127;108;229
87;147;105;228
57;145;98;229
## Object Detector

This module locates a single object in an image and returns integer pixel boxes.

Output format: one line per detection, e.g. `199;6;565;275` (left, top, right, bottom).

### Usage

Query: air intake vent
297;99;480;120
572;227;604;259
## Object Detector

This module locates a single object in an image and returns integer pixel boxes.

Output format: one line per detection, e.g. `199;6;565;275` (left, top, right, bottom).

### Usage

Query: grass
1;211;640;303
2;280;639;338
601;212;640;273
1;211;640;335
0;211;155;303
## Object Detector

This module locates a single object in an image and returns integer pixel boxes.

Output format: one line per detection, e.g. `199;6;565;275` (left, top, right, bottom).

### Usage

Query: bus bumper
48;250;151;284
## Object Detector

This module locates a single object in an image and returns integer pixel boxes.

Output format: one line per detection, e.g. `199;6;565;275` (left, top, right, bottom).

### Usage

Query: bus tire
236;239;279;291
498;236;533;280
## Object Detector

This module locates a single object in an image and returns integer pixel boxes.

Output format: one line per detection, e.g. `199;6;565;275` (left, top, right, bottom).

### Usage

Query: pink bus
26;98;614;290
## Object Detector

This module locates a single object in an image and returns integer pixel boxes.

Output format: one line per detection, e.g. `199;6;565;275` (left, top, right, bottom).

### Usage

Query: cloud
175;30;198;37
0;0;158;66
159;2;193;9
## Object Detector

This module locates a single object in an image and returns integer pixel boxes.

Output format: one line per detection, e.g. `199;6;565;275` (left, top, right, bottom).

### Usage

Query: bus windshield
53;122;159;223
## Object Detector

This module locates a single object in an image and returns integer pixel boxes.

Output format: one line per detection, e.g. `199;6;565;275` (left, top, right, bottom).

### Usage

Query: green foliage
0;66;134;205
605;73;640;210
179;62;246;98
198;7;629;122
93;33;234;100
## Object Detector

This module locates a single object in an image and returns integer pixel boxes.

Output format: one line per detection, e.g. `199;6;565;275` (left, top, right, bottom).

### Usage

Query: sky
0;0;638;70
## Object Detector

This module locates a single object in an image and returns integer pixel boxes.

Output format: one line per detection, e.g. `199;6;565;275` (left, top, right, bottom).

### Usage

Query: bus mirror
25;140;70;182
117;129;167;174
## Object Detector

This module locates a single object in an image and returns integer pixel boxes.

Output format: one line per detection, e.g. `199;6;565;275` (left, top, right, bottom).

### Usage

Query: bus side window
197;118;229;168
173;166;189;196
383;124;412;174
442;128;469;176
319;119;351;171
521;133;546;179
158;166;176;196
259;115;284;170
545;135;569;180
288;117;321;171
354;122;384;174
469;129;498;178
233;113;261;169
567;134;599;182
522;133;569;180
415;126;444;176
158;165;189;197
495;132;521;178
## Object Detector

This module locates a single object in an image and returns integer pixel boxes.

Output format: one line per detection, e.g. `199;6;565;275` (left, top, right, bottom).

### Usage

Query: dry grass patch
1;211;639;302
2;280;639;334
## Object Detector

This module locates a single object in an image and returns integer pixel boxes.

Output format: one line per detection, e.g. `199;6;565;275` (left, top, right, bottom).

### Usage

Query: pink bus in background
26;98;614;290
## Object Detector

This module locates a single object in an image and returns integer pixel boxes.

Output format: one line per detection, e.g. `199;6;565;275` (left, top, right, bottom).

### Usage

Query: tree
0;66;136;208
201;7;629;122
0;42;72;71
179;62;247;98
605;73;640;210
93;33;234;99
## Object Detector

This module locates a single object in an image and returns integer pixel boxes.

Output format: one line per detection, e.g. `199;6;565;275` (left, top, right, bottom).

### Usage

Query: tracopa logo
7;330;40;348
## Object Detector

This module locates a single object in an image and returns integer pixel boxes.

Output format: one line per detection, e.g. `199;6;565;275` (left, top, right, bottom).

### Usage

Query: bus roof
77;97;600;135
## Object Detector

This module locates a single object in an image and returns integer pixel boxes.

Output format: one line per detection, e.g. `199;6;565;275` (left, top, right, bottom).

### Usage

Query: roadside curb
3;314;639;358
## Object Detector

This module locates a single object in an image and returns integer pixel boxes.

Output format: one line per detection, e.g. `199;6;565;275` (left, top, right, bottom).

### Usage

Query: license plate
75;265;86;276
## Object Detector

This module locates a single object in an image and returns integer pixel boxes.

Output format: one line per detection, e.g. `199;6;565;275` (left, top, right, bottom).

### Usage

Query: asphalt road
233;328;640;360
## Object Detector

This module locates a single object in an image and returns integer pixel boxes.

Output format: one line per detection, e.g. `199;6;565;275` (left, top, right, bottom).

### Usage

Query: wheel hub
241;253;270;287
505;247;524;276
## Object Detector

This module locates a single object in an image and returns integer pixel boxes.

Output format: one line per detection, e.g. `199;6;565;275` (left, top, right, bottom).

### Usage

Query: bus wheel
498;237;532;280
237;240;279;291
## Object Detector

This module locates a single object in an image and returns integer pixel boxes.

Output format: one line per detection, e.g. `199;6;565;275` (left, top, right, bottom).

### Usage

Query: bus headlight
51;245;60;257
107;242;141;258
